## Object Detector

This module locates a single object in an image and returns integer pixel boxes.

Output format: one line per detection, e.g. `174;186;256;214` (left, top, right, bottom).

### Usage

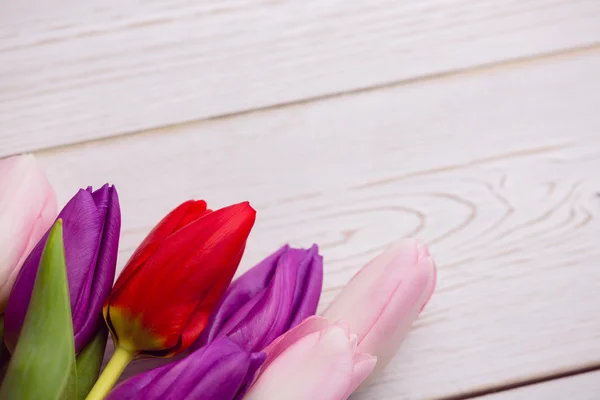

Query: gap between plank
18;41;600;159
438;362;600;399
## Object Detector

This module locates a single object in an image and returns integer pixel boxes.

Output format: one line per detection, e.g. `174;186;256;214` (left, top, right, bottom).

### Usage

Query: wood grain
29;49;600;399
476;371;600;399
2;0;600;155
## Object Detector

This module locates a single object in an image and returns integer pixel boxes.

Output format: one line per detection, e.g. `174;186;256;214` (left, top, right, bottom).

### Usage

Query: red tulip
87;200;256;400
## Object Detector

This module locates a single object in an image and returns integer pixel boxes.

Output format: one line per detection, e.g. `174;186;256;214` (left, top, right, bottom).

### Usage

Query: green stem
85;346;134;400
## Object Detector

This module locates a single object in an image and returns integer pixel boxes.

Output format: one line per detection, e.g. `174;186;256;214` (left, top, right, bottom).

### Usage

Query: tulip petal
74;186;121;350
109;200;208;295
70;186;110;342
322;239;437;376
194;245;323;354
288;245;323;327
357;257;435;375
0;155;57;311
238;352;266;399
106;201;255;355
107;338;264;400
344;352;377;397
322;240;424;341
177;247;245;351
5;186;121;354
260;316;330;373
221;251;296;351
0;194;56;310
4;189;98;351
197;245;290;346
245;325;356;400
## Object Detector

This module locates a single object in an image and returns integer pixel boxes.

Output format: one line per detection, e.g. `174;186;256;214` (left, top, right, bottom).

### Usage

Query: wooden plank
2;0;600;155
478;372;600;400
33;50;600;399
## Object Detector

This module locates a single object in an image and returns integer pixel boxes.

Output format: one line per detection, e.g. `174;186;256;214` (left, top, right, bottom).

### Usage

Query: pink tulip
244;316;376;400
0;154;57;312
322;239;436;376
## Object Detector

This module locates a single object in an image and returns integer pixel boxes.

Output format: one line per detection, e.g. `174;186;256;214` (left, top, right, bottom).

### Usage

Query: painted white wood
2;0;600;155
477;372;600;400
31;50;600;399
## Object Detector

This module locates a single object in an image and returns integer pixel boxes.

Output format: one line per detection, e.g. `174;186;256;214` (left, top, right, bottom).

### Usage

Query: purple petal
4;184;121;353
224;253;297;351
107;338;264;400
193;244;323;354
195;245;289;347
74;185;121;350
234;352;266;400
5;188;98;350
70;185;109;337
288;244;323;328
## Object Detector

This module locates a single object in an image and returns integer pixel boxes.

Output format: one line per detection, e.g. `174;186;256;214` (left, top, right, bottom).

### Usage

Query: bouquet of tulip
0;155;436;400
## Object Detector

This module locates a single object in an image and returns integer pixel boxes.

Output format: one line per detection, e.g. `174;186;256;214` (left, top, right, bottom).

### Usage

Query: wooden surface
478;371;600;400
2;1;600;399
3;0;600;155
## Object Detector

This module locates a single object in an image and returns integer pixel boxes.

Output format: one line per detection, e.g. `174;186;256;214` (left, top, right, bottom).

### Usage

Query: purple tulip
107;337;265;400
194;244;323;353
4;184;120;353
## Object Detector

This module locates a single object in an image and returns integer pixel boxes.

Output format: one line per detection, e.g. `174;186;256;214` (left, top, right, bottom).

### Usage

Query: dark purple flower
194;244;323;353
4;184;120;353
107;337;264;400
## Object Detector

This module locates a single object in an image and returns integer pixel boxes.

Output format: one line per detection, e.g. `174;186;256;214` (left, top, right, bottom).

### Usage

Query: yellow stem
85;346;134;400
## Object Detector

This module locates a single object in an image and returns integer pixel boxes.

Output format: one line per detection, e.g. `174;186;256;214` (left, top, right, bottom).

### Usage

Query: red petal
179;244;246;351
108;202;255;352
110;200;209;296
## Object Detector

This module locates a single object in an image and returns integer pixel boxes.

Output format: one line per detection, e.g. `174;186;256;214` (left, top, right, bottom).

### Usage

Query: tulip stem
85;346;134;400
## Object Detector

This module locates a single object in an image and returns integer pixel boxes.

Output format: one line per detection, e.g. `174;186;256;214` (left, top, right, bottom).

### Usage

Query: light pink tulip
322;239;436;376
244;316;377;400
0;154;57;312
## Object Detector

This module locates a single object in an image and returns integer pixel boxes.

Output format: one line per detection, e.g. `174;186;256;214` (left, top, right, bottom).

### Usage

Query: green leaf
75;327;108;400
63;360;78;400
0;220;77;400
0;316;10;381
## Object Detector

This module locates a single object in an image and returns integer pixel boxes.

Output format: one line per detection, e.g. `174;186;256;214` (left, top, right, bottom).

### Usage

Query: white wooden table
2;1;600;398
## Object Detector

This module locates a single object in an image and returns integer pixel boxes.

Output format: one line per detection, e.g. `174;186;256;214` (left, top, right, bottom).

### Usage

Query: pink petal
246;325;356;400
345;352;377;397
260;316;329;373
321;239;437;377
357;257;435;373
0;155;56;311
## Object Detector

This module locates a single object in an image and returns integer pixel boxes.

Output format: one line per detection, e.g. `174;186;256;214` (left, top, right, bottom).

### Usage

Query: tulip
4;184;120;353
106;337;264;400
87;200;255;400
322;239;436;376
194;244;323;353
0;154;57;312
244;316;376;400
